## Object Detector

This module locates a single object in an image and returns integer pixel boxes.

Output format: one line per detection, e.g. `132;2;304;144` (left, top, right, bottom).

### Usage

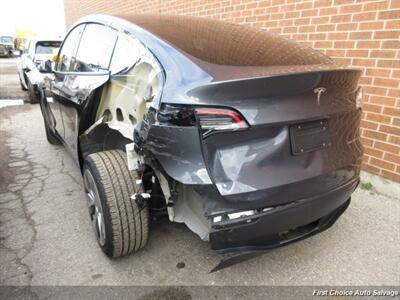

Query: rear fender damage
133;107;212;241
80;95;213;243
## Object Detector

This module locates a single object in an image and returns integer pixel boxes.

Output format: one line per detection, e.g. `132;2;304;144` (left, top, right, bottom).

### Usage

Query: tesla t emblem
314;87;326;105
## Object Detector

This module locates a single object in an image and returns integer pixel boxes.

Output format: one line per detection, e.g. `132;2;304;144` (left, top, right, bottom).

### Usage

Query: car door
57;23;118;161
48;24;85;142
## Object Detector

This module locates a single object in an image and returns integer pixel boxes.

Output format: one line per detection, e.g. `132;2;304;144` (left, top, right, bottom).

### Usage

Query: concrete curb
360;171;400;199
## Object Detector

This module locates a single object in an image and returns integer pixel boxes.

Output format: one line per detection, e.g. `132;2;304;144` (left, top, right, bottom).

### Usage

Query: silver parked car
0;36;15;57
17;39;61;103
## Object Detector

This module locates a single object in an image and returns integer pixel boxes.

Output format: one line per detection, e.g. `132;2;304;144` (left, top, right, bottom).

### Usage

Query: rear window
35;41;61;54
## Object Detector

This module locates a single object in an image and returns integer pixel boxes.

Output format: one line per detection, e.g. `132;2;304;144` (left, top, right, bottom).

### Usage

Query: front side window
72;24;117;73
57;24;85;72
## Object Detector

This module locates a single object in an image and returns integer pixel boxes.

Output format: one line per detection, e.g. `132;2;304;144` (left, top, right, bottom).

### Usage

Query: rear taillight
195;107;249;133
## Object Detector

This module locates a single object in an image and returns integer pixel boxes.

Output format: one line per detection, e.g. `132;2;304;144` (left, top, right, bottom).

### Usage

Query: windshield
0;36;13;44
35;41;61;54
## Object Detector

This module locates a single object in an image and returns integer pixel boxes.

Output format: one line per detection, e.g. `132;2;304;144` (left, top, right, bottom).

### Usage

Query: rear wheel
83;150;149;257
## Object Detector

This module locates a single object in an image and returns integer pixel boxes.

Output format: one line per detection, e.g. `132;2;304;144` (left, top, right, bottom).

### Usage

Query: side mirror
38;60;53;73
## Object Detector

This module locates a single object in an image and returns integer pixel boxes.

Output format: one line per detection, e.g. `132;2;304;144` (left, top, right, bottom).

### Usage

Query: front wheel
83;150;149;257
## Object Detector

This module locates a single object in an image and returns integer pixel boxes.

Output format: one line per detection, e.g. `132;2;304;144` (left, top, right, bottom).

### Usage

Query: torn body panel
96;40;163;141
142;123;212;185
210;196;352;272
174;184;211;241
210;179;357;253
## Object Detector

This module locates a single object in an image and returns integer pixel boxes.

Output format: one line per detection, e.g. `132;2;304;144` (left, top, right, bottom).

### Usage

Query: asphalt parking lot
0;58;399;287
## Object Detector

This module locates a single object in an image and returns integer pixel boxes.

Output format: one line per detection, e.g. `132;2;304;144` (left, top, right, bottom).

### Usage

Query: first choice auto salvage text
313;289;399;297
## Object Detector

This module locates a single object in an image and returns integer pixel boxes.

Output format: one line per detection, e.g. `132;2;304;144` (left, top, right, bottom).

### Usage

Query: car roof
115;14;333;67
70;14;357;104
73;14;332;67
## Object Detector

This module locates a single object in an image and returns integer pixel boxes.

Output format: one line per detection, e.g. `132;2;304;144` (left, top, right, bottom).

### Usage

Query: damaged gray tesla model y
38;14;363;271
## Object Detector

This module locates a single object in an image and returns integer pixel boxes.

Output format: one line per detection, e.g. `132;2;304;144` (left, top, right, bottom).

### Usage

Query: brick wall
64;0;400;183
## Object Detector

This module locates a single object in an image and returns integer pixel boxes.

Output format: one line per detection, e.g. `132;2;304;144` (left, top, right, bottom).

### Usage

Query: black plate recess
290;119;331;155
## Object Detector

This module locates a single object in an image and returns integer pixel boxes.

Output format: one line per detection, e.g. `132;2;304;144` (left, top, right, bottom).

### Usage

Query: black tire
27;80;39;104
84;150;149;257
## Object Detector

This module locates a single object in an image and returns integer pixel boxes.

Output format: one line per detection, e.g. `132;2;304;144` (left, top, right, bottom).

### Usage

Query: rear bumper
210;178;358;253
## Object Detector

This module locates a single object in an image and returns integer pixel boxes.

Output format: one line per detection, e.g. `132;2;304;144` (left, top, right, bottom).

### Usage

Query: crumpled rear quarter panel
196;70;363;214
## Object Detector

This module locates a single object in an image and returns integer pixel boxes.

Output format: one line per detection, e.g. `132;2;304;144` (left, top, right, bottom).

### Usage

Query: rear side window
57;24;85;72
73;24;117;72
109;33;145;74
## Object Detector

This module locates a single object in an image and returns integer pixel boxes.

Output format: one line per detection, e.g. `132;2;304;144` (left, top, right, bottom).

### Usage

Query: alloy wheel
83;169;106;246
